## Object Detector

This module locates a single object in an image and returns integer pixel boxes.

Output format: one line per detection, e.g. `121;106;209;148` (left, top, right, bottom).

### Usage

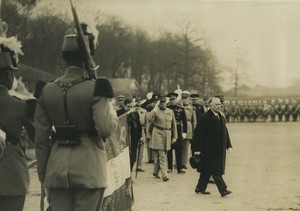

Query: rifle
69;0;98;79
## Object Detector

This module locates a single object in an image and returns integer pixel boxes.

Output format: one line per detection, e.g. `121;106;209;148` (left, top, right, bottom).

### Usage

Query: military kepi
94;78;114;98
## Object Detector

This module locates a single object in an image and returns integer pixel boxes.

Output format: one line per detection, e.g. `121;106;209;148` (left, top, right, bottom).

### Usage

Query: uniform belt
154;125;171;131
176;122;181;125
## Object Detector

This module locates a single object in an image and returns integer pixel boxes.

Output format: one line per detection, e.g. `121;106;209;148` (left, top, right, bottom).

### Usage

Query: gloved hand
171;138;176;145
194;151;201;155
182;133;187;139
153;100;160;112
227;147;233;154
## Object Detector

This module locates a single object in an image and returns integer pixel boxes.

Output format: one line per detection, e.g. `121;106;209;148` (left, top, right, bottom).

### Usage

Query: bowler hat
190;154;202;169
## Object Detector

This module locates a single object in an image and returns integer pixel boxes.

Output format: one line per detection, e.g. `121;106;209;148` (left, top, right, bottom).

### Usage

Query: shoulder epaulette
34;80;47;99
94;78;114;98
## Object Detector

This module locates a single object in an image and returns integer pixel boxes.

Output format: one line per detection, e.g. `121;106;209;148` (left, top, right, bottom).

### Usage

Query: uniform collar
210;109;219;117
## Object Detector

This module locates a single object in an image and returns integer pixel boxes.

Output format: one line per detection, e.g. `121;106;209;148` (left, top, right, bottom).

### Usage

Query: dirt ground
24;122;300;211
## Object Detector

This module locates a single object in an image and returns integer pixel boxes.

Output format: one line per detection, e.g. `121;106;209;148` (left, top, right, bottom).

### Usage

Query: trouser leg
153;150;160;175
49;188;105;211
157;150;168;177
0;195;25;211
74;188;105;211
212;175;227;193
147;144;153;162
137;143;145;168
130;143;138;172
167;149;173;170
48;189;74;211
196;172;211;191
175;146;182;171
181;139;190;166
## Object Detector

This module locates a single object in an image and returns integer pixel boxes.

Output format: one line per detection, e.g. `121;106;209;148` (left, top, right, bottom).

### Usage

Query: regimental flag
100;114;133;211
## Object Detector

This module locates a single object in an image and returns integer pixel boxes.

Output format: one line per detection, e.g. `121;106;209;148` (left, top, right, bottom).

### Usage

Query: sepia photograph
0;0;300;210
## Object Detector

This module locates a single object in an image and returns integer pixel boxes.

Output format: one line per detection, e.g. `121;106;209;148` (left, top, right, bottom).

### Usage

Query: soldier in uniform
114;94;125;110
34;34;119;211
135;96;148;172
148;96;178;181
276;98;284;122
190;93;205;120
166;92;187;174
291;100;299;122
270;99;277;122
181;91;197;169
0;43;34;210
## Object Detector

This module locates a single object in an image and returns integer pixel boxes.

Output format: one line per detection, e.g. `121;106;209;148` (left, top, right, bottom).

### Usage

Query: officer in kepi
166;92;187;174
34;33;119;211
0;40;34;210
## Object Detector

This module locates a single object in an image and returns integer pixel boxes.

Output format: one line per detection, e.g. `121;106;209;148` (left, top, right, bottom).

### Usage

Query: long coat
35;67;118;188
191;110;232;175
147;108;177;151
183;104;197;139
0;85;33;195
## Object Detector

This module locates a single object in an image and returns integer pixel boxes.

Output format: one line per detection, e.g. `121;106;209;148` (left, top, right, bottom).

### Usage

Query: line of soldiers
115;90;206;182
222;98;300;123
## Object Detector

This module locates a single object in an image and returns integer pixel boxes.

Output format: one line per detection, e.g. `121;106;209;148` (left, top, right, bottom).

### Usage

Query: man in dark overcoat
191;97;233;197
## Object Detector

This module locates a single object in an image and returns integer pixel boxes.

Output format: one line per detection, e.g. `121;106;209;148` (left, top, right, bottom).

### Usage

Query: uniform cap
62;34;90;53
117;95;125;100
124;98;133;105
167;92;178;99
182;90;190;98
190;93;200;99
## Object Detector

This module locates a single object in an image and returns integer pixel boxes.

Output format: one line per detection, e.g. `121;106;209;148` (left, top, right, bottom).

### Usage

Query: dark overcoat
191;110;232;175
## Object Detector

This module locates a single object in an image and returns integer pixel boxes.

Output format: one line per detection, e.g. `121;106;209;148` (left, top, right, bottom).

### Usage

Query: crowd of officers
114;90;206;182
114;93;300;181
222;98;300;123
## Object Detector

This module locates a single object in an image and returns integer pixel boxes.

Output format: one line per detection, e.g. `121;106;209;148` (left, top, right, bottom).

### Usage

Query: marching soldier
166;92;187;174
0;38;34;210
148;96;178;182
34;34;118;211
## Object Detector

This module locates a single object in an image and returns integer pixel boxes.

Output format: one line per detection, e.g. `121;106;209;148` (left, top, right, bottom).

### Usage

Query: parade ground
25;122;300;211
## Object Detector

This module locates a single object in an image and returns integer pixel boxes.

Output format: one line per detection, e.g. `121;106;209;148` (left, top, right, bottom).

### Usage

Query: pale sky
39;0;300;89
